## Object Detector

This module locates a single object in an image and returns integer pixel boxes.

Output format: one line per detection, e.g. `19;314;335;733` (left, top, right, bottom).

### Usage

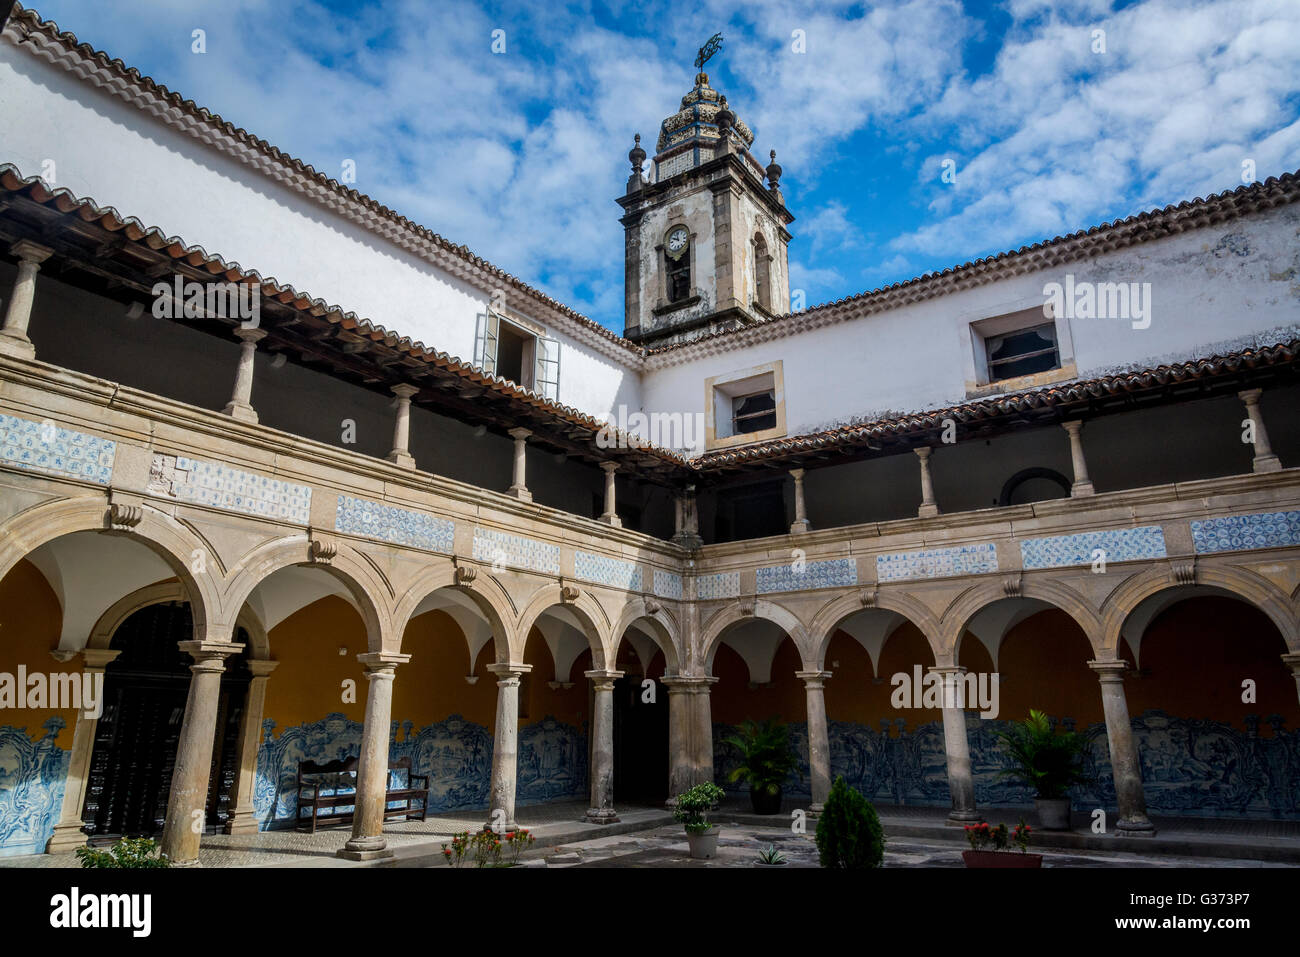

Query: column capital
178;639;245;665
247;659;280;678
585;668;624;691
600;460;619;475
927;664;967;676
77;648;122;672
390;383;419;400
357;651;410;675
914;446;932;462
1237;387;1263;403
795;670;831;687
486;662;532;679
1280;652;1300;675
9;239;54;265
1088;658;1130;681
233;325;268;345
507;427;532;441
1061;419;1084;435
789;467;805;480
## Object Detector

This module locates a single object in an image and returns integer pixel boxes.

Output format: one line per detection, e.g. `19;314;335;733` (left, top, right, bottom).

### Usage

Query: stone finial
766;149;782;188
629;133;646;172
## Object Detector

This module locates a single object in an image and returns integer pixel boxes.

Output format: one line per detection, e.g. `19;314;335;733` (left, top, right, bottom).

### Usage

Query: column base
222;401;259;424
598;514;623;527
506;486;533;502
789;520;810;534
807;803;824;818
337;835;392;861
671;532;703;550
1252;454;1282;473
1116;818;1157;837
0;333;35;360
917;504;940;519
1071;481;1096;496
946;808;982;825
585;808;620;825
386;449;416;469
45;823;89;854
223;811;262;835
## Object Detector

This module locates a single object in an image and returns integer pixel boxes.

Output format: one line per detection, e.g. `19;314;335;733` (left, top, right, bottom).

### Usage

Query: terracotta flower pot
962;850;1043;868
686;827;720;860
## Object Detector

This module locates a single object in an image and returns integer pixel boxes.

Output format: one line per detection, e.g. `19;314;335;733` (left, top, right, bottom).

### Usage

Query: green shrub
672;782;725;834
995;709;1092;799
75;837;171;868
814;777;885;869
722;718;799;799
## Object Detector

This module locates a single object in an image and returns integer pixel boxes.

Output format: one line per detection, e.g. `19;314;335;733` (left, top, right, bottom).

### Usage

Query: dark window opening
496;322;530;385
667;250;691;303
713;479;787;542
591;493;643;532
986;323;1059;381
733;391;777;434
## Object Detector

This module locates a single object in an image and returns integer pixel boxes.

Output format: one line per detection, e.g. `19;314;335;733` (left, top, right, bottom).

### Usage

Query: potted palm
995;709;1091;829
673;782;726;859
722;717;798;814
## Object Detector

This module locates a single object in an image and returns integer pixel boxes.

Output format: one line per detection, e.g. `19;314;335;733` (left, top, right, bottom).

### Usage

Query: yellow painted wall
0;558;77;744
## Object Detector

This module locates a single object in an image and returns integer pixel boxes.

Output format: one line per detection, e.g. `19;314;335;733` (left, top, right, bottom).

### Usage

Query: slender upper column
225;659;279;834
1239;389;1282;472
0;240;55;359
585;669;624;824
1088;659;1155;835
915;447;940;518
386;384;420;468
928;666;979;823
486;662;531;829
46;648;121;853
796;670;831;812
339;651;410;860
598;462;622;526
160;637;246;865
222;326;268;424
672;484;703;549
506;427;533;501
789;468;810;534
1062;420;1096;495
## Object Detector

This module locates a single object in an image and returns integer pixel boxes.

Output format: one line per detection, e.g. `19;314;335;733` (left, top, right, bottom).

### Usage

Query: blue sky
25;0;1300;333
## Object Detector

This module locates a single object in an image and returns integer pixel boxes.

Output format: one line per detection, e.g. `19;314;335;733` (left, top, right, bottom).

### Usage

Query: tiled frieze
574;551;643;592
1020;526;1166;569
1191;510;1300;554
653;569;683;601
147;453;311;523
876;542;999;583
0;413;115;486
695;571;741;601
471;527;561;575
334;495;454;553
756;557;857;594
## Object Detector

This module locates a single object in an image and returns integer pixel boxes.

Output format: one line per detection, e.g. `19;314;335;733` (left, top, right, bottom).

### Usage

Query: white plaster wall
634;190;717;330
0;41;640;421
642;205;1300;449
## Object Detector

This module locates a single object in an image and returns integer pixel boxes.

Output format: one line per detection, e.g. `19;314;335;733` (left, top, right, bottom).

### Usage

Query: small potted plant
756;844;788;867
962;820;1041;868
722;717;799;815
673;782;725;859
995;709;1091;829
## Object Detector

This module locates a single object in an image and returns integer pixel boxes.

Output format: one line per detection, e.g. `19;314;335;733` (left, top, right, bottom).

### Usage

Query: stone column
1240;389;1282;472
789;469;810;534
797;670;831;813
224;659;279;834
929;666;979;823
46;648;120;853
486;662;530;829
506;427;533;501
672;484;703;549
1062;421;1096;495
339;651;410;860
662;677;695;802
0;240;55;359
598;462;622;527
1284;653;1300;707
693;676;718;786
386;384;419;468
585;669;623;823
915;447;940;518
159;636;246;865
1089;659;1155;835
222;326;268;424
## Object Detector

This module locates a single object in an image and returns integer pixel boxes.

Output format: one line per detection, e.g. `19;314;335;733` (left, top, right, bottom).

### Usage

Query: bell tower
617;56;794;349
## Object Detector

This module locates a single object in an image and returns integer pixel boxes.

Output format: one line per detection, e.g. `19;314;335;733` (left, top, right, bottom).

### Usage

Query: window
753;233;770;311
986;323;1059;382
705;360;787;450
713;479;787;542
474;310;560;400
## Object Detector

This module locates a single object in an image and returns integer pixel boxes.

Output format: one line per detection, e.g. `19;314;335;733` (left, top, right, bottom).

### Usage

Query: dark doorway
81;602;250;841
612;673;668;803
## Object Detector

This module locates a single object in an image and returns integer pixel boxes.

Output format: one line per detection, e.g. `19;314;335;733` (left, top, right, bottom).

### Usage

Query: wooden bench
296;756;429;832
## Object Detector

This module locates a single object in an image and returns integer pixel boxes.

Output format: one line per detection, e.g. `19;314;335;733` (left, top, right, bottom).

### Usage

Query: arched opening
518;616;591;808
998;467;1070;507
610;621;669;803
1116;590;1298;819
753;232;770;311
84;602;251;841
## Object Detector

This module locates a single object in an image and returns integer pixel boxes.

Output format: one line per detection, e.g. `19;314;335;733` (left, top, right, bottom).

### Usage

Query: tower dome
652;72;756;181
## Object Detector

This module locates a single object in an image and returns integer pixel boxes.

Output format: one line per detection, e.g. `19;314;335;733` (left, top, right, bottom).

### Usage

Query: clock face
667;227;689;254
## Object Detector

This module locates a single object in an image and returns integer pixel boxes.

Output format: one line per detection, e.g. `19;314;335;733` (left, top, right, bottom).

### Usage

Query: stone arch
807;589;943;671
611;598;682;676
87;580;272;659
219;535;393;652
391;562;516;663
700;598;810;675
1101;562;1300;655
515;584;612;670
0;495;221;634
938;576;1103;661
